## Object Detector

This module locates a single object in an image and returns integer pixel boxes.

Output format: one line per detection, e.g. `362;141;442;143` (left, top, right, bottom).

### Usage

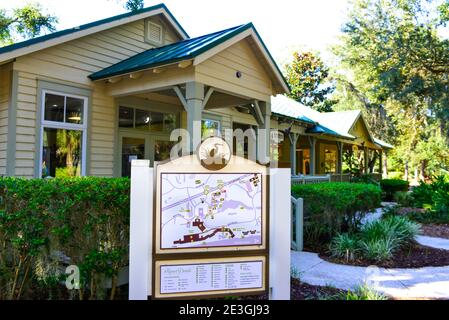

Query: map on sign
160;173;263;249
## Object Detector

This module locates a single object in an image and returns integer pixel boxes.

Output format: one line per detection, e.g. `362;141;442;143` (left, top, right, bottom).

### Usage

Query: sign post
129;138;291;300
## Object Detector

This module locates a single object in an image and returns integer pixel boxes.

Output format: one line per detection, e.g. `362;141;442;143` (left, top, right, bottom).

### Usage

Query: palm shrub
411;176;449;223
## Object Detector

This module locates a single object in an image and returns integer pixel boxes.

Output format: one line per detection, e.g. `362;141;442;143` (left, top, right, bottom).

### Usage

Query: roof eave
0;4;188;63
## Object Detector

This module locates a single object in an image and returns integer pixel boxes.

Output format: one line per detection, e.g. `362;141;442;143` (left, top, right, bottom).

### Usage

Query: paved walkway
416;235;449;251
291;251;449;299
292;234;449;299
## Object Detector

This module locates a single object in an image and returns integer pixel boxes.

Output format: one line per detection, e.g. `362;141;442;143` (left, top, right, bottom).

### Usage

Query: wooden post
308;136;317;175
186;82;204;152
129;160;153;300
289;133;299;176
257;101;271;165
269;168;291;300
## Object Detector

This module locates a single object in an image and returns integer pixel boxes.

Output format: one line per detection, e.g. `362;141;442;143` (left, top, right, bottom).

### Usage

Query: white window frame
39;90;88;177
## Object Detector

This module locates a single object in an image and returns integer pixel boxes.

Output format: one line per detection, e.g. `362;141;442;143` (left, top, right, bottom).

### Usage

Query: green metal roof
0;4;188;56
88;22;290;93
89;24;246;80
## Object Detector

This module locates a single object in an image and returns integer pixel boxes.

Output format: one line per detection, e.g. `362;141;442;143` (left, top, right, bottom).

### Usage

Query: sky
2;0;350;65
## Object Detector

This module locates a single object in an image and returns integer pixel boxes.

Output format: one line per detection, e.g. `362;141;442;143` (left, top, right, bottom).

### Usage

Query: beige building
0;4;392;180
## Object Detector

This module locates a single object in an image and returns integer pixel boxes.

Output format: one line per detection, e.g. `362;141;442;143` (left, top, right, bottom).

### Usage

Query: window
324;149;337;173
119;106;178;133
201;119;221;138
145;20;164;45
40;91;87;178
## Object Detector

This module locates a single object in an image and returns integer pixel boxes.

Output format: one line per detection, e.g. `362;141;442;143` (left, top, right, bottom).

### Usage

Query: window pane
149;112;164;132
135;109;151;130
44;93;64;122
41;128;82;178
66;97;84;124
164;113;177;132
155;140;175;162
202;119;220;138
119;106;134;128
121;137;145;177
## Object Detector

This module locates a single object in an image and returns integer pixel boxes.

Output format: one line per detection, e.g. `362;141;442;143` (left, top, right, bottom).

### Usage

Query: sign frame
152;154;270;299
154;156;269;255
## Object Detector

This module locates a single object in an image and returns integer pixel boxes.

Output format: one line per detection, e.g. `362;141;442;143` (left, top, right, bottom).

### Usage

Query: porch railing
291;174;331;185
291;196;304;251
330;173;352;182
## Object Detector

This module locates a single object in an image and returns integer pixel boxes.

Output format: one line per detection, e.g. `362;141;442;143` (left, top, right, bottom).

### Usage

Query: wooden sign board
154;256;267;299
153;148;269;299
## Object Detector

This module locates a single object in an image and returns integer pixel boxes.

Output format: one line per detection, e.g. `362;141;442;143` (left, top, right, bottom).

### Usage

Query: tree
124;0;144;12
0;3;57;46
333;0;449;180
284;51;336;112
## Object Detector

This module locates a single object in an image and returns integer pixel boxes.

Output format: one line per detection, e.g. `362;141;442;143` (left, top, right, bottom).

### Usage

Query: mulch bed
240;278;346;300
420;224;449;240
318;242;449;268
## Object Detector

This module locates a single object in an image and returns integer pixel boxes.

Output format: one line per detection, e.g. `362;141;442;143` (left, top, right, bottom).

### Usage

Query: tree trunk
404;162;409;181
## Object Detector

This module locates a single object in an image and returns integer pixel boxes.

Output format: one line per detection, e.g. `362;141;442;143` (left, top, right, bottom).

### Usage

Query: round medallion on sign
197;137;231;170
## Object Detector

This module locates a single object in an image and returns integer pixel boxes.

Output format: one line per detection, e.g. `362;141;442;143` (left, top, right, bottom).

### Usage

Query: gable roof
271;95;354;139
318;110;361;137
0;3;188;63
88;23;290;94
271;95;394;148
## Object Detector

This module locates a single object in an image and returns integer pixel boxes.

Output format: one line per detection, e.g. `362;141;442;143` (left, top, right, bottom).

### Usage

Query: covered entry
88;23;290;176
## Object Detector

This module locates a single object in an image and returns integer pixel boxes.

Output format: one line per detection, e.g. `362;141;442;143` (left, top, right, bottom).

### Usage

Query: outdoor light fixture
236;71;242;78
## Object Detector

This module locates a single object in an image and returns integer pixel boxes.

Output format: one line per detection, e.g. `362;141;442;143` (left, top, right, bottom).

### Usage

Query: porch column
186;82;204;152
336;141;344;174
379;150;383;177
289;133;299;176
308;136;316;175
257;101;271;165
364;147;369;174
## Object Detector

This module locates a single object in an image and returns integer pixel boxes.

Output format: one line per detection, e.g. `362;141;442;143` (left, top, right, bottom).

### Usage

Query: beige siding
196;39;273;101
15;71;37;177
0;64;11;175
11;17;178;177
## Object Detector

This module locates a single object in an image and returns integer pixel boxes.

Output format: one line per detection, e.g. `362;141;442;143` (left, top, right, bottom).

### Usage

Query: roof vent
146;21;164;45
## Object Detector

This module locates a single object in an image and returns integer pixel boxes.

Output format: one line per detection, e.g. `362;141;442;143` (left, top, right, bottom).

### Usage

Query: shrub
0;177;130;300
393;191;414;207
292;182;381;246
359;237;396;262
352;174;380;185
361;216;420;246
411;176;449;222
329;215;420;263
380;179;409;201
342;285;388;300
329;233;360;261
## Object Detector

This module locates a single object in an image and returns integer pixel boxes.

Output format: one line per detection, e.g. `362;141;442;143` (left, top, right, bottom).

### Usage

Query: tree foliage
0;3;57;46
333;0;449;180
124;0;144;12
284;51;336;112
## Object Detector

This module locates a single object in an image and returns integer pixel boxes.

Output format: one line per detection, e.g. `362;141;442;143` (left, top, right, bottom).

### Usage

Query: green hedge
380;179;409;201
292;182;381;246
0;177;130;300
